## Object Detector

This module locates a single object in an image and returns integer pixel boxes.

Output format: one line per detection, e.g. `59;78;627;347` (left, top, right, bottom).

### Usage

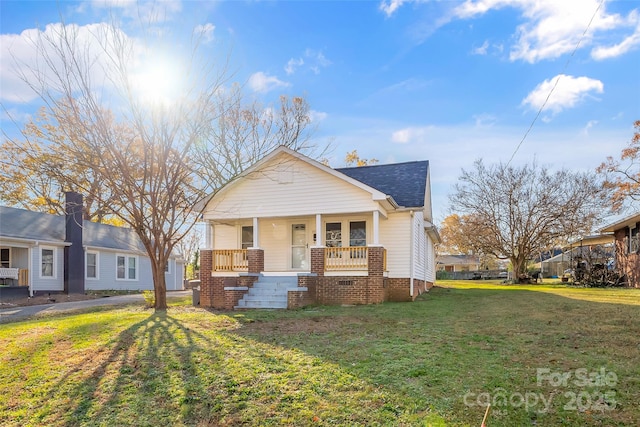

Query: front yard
0;281;638;426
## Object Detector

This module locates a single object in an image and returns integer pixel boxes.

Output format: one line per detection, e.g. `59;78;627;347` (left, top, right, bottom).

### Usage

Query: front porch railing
325;247;368;270
213;250;248;272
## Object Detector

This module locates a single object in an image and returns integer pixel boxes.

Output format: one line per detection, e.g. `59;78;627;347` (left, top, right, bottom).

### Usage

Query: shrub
142;290;155;307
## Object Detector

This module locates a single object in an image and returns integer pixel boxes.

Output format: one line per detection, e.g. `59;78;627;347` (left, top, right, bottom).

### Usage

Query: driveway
0;290;192;323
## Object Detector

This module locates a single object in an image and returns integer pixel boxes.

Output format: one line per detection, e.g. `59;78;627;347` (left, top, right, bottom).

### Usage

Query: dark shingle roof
336;160;428;208
0;206;144;252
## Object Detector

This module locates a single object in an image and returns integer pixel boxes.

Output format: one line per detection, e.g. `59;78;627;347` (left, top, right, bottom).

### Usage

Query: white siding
31;245;64;292
261;219;293;271
425;237;436;283
380;212;412;277
85;249;155;291
413;213;426;280
204;156;380;220
213;224;239;248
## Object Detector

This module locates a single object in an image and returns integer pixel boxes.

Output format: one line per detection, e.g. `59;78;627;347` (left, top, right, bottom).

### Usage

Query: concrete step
235;275;304;309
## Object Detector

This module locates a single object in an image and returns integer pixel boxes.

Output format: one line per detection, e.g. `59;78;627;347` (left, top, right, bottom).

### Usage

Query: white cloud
392;0;639;63
591;15;640;59
285;57;304;75
379;0;408;17
309;110;328;122
391;126;429;144
472;40;489;55
455;0;616;62
284;49;331;75
247;71;290;93
522;74;604;115
0;23;130;103
194;23;215;44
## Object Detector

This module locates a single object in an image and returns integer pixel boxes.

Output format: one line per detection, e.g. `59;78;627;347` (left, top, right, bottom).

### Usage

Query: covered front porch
204;211;386;275
199;212;389;309
0;246;31;301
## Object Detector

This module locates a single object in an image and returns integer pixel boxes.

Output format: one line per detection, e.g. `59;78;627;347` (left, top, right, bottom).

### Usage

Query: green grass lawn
1;282;639;426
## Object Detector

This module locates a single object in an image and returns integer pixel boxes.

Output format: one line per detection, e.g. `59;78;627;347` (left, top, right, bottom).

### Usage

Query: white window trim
116;254;139;281
0;247;10;268
40;246;57;279
86;251;100;280
164;258;171;274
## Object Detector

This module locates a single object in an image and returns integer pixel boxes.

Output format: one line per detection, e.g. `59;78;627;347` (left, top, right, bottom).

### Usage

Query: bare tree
0;105;121;222
4;18;228;310
192;84;322;193
598;120;640;211
450;160;610;280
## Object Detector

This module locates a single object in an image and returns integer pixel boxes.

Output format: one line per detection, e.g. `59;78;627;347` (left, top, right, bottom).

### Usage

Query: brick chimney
64;191;85;294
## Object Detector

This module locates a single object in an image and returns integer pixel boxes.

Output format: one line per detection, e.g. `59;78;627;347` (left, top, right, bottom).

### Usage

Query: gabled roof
336;161;428;208
0;206;145;253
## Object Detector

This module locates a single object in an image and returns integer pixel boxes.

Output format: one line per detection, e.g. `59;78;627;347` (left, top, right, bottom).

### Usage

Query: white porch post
372;210;380;246
252;217;260;248
205;222;213;249
315;214;323;246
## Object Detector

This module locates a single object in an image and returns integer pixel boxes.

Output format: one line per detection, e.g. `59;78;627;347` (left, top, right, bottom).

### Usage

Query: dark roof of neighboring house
336;160;428;208
0;206;145;253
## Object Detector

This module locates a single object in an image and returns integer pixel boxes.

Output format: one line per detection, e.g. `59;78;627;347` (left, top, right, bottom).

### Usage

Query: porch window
0;248;9;268
117;255;138;280
326;223;342;248
41;247;55;278
86;252;99;279
349;221;366;247
242;226;254;249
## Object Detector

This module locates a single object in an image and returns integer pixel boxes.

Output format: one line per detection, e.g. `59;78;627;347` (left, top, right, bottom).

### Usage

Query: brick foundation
198;246;433;309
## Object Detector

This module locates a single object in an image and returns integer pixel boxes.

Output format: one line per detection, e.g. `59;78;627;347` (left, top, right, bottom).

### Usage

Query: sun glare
133;56;182;107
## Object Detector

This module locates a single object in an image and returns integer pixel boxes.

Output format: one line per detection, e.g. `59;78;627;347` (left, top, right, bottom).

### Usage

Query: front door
291;224;307;269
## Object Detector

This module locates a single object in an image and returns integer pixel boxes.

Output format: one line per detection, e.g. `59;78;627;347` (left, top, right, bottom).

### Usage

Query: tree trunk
153;267;168;311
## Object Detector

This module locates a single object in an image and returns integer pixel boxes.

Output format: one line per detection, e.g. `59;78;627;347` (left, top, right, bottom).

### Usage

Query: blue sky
1;0;639;223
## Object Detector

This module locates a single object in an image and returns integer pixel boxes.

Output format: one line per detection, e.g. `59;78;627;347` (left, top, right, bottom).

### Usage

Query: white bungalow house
198;146;440;309
0;192;184;299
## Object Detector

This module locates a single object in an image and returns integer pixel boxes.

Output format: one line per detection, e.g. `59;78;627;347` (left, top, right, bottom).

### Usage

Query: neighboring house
436;254;480;272
600;214;640;288
0;192;184;298
541;235;614;278
198;146;440;310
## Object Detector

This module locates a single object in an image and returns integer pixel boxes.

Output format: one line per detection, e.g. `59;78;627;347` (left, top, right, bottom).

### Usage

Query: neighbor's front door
291;224;307;269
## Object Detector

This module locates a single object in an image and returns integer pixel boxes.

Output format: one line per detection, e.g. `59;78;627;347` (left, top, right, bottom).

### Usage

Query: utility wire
506;0;604;166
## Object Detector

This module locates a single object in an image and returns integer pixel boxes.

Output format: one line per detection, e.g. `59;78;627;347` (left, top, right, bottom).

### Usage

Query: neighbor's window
41;247;55;278
117;255;138;280
349;221;366;247
86;252;98;279
326;223;342;248
0;248;9;268
241;226;254;250
631;227;639;253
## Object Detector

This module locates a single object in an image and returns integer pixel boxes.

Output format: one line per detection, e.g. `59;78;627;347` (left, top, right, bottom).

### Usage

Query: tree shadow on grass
43;310;224;426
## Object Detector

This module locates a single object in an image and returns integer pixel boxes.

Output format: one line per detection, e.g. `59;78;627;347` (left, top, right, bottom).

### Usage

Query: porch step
235;276;305;309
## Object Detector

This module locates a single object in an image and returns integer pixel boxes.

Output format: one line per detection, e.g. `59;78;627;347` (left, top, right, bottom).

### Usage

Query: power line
506;0;604;166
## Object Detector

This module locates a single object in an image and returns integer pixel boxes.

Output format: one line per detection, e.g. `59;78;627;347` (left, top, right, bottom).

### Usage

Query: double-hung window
86;252;99;279
41;247;55;278
0;248;9;268
349;221;367;258
116;255;138;280
241;226;254;250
